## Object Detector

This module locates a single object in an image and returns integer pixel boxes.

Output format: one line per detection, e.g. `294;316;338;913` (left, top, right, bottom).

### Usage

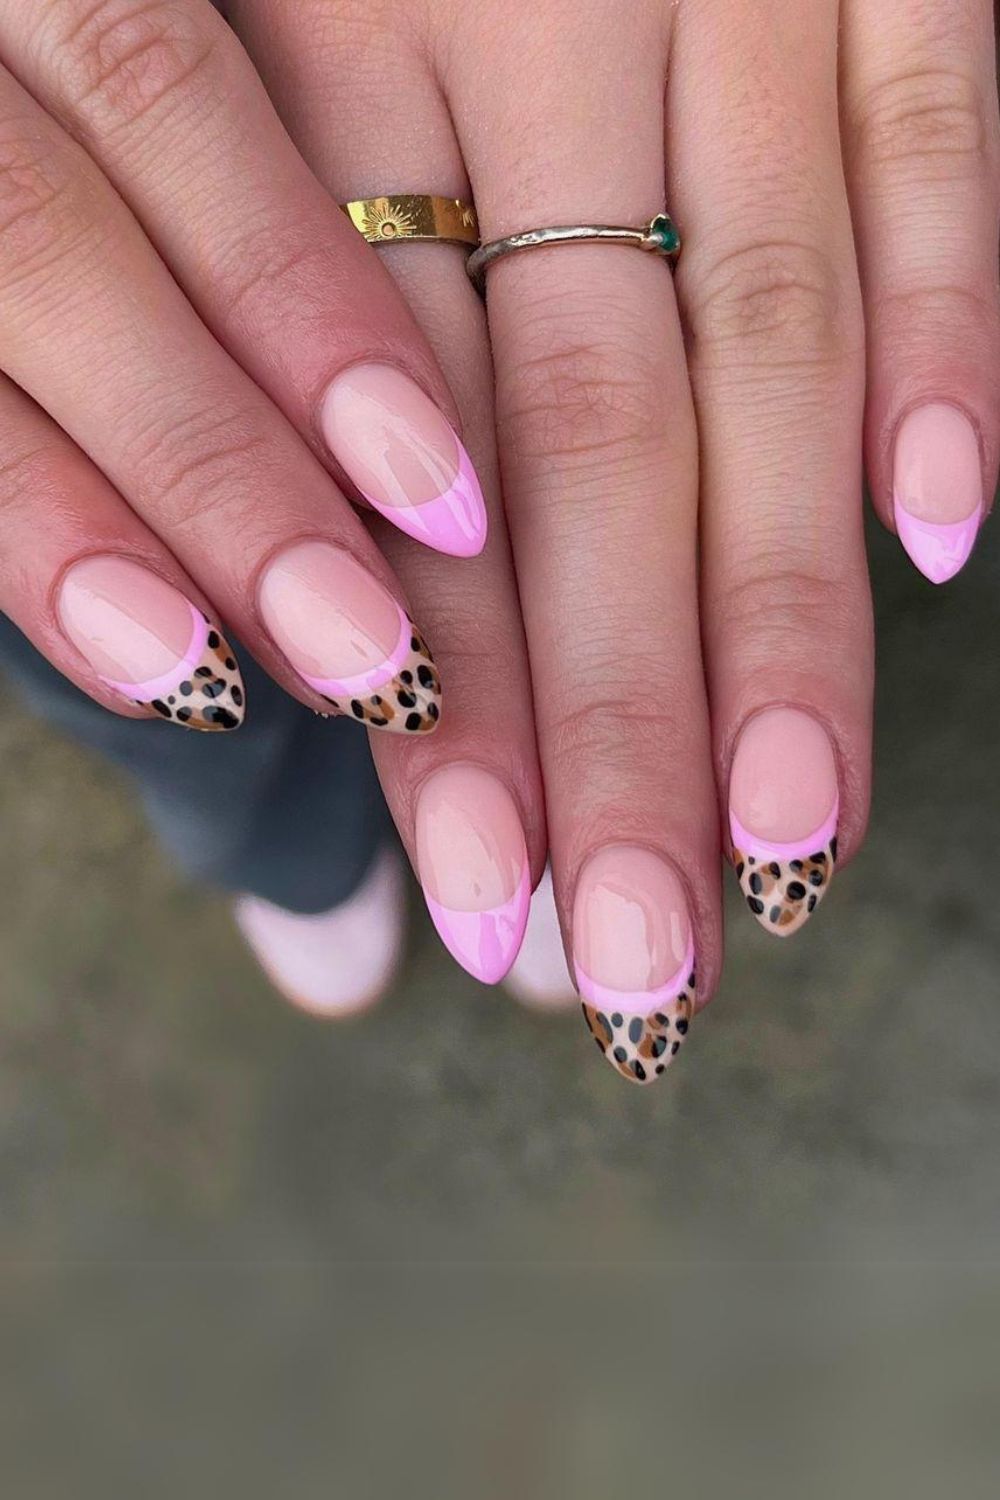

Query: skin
0;0;997;1027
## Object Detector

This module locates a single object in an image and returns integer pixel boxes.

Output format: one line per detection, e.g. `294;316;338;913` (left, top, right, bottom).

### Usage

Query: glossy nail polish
893;403;983;583
729;707;838;936
573;846;696;1086
258;541;441;733
320;364;488;557
415;764;530;983
58;556;244;731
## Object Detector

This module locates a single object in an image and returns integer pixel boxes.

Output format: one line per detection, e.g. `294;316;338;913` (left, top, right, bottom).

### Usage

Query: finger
669;0;872;936
448;1;720;1082
0;59;440;734
230;0;546;985
0;0;487;557
841;0;1000;582
0;374;245;731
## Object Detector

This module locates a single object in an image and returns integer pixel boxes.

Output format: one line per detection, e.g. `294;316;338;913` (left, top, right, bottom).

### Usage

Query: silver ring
466;214;680;293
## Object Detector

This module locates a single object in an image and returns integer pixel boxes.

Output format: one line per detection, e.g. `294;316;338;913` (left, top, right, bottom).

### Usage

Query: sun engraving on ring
361;198;417;240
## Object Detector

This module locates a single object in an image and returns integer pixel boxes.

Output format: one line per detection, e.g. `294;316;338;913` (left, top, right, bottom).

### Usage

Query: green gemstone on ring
647;213;680;255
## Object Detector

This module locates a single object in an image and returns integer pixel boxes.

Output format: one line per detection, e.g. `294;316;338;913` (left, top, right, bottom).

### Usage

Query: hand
227;0;998;1083
0;0;546;966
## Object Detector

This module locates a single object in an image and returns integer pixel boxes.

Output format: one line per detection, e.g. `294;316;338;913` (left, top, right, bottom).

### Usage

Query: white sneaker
502;867;577;1011
234;847;405;1017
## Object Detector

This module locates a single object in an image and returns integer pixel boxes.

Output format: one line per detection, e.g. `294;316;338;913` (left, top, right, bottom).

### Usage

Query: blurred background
0;516;997;1491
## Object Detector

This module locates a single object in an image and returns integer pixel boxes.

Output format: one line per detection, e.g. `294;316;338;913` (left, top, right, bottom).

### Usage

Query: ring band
341;194;480;248
466;214;680;292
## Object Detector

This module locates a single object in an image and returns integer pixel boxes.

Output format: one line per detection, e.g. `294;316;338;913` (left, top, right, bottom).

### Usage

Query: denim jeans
0;616;391;913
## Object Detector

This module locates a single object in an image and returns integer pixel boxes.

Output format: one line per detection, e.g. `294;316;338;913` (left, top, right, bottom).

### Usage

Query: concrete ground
0;516;998;1491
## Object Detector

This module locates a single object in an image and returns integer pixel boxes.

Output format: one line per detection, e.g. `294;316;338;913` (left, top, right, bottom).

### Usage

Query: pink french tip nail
728;707;839;937
258;541;441;734
57;555;244;732
415;764;530;984
893;403;983;584
320;363;488;558
573;846;696;1086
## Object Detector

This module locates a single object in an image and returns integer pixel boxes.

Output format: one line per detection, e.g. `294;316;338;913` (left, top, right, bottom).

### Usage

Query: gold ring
341;194;479;248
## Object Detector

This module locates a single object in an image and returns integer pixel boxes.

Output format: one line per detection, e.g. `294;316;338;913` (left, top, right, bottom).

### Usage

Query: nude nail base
304;609;441;734
109;606;244;732
730;807;838;937
579;941;696;1086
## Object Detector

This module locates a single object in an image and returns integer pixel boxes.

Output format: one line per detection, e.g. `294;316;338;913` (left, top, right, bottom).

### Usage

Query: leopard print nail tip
730;812;838;937
304;609;442;736
580;949;697;1086
108;606;245;733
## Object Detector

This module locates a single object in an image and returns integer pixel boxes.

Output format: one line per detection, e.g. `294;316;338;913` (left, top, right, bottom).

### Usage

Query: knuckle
876;283;999;350
125;401;269;530
43;0;221;131
711;563;859;663
686;239;855;366
210;225;326;326
0;442;58;523
852;67;991;181
0;130;68;236
0;126;86;278
543;693;691;774
499;325;664;464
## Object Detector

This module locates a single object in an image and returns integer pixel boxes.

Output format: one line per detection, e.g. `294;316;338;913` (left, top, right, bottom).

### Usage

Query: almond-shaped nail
415;764;529;983
258;541;440;733
729;708;838;936
320;364;487;558
893;403;983;584
573;846;696;1086
58;556;244;731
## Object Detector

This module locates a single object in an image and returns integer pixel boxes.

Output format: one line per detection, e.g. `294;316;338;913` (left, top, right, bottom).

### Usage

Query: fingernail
258;541;441;734
415;764;530;983
57;556;244;731
573;846;696;1086
893;403;983;584
729;707;838;936
320;364;487;558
